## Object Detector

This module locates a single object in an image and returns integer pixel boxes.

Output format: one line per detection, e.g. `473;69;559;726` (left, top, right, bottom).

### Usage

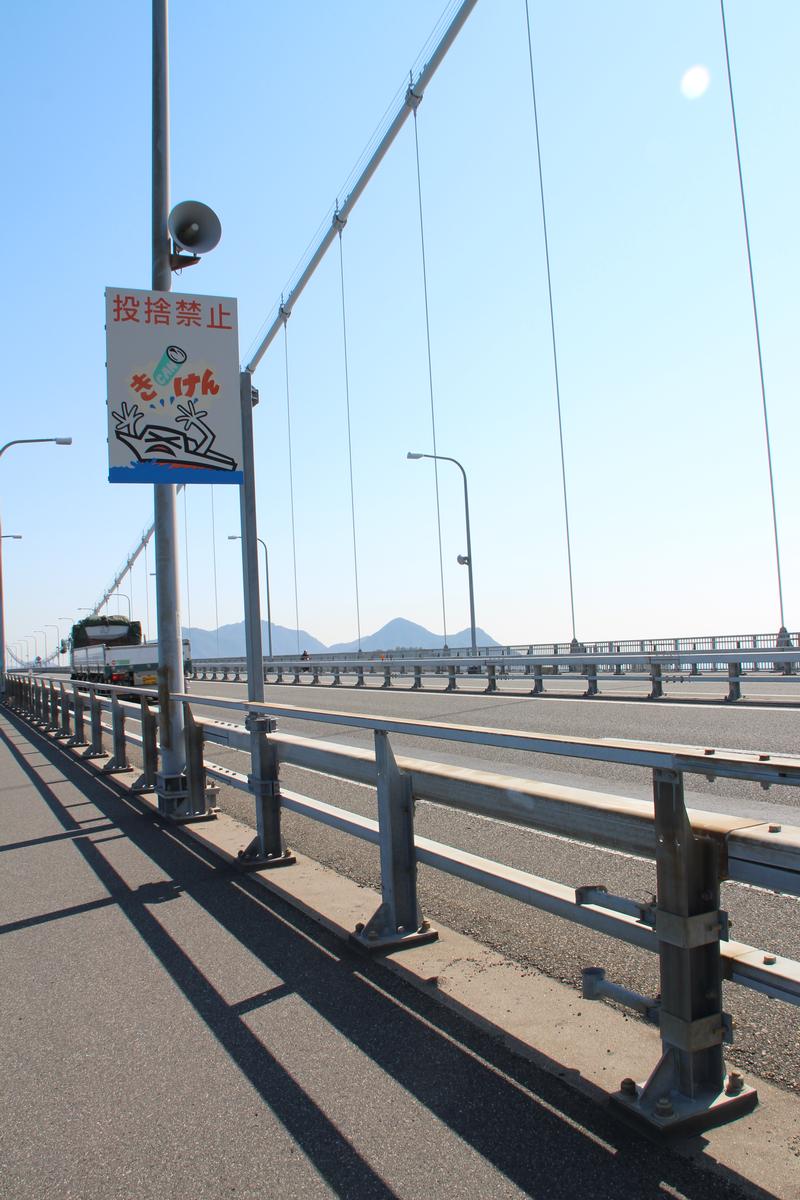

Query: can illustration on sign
106;287;243;485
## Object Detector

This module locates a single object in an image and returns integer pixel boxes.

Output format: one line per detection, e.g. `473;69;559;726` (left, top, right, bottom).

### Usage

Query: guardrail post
445;664;457;692
179;703;218;818
103;694;132;773
612;768;755;1132
221;665;229;681
237;714;295;869
233;664;241;682
726;662;742;704
382;665;392;689
583;663;599;698
332;666;341;686
70;684;87;746
531;663;544;696
292;665;301;685
351;731;437;952
132;696;158;792
484;663;497;694
311;665;321;686
86;689;105;758
275;664;284;684
412;665;423;691
58;683;71;739
355;665;365;688
649;663;664;700
48;681;59;730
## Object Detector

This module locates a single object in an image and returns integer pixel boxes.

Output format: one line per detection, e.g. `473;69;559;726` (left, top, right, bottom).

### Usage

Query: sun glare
680;64;711;99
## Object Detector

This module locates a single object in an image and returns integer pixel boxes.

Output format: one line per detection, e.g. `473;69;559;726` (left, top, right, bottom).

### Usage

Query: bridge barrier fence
4;669;800;1134
188;648;800;702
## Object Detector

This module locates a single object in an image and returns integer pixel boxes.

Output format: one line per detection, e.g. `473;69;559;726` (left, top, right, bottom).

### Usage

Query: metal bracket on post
726;662;742;703
610;767;756;1134
351;731;437;953
132;696;159;793
69;684;87;747
583;663;599;698
484;663;497;694
412;665;423;690
355;665;365;688
649;662;664;700
237;713;295;870
84;690;105;759
102;694;133;774
530;663;544;696
58;682;71;739
381;665;392;689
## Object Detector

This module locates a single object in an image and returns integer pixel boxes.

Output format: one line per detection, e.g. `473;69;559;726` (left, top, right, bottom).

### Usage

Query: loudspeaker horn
168;200;222;255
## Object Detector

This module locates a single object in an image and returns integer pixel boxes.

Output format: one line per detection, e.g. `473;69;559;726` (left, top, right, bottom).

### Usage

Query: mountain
183;621;327;659
183;616;499;658
328;618;500;653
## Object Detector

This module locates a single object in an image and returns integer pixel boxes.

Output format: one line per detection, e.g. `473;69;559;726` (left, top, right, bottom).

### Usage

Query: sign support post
152;0;186;806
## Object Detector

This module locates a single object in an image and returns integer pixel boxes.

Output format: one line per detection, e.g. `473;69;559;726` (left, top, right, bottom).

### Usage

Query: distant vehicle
69;616;191;686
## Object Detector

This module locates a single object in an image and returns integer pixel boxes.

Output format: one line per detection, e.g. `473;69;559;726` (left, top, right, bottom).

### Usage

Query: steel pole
457;461;478;655
259;538;273;659
0;520;5;694
238;372;265;703
152;0;185;786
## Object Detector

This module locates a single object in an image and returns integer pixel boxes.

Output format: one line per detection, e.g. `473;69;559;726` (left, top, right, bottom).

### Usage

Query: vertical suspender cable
720;0;785;633
210;485;220;656
523;0;578;643
183;487;192;633
284;321;302;655
337;226;363;652
412;103;449;648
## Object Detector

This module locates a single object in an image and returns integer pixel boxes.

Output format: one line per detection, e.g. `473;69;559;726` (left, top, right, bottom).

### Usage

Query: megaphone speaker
168;200;222;255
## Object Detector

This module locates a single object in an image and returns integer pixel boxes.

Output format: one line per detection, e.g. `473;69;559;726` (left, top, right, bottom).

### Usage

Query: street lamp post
407;451;478;656
111;592;132;620
0;438;71;693
228;534;273;658
35;629;48;665
45;624;59;666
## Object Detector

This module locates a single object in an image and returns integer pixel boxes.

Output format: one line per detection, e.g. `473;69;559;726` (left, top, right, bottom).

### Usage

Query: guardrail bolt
620;1078;637;1097
768;823;782;833
763;953;777;965
725;1071;744;1096
654;1096;673;1118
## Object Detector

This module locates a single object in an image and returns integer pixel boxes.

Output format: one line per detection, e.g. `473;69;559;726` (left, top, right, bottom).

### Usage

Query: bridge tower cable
411;98;449;650
719;0;786;635
283;321;302;656
336;217;363;653
523;0;578;645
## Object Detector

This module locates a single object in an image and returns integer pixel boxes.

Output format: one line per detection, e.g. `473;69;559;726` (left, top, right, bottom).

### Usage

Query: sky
2;0;799;661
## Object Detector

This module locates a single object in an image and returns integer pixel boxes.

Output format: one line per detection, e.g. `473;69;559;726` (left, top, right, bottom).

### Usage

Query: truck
69;616;192;687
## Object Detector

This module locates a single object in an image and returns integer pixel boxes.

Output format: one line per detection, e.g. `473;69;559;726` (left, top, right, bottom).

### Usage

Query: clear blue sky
2;0;798;658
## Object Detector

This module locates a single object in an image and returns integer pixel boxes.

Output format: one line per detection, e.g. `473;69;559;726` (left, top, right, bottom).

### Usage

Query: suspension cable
523;0;578;643
284;321;301;655
337;225;363;652
412;102;449;648
720;0;785;632
210;485;220;656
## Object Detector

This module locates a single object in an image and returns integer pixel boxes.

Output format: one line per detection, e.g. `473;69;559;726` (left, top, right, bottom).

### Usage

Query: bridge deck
0;709;791;1200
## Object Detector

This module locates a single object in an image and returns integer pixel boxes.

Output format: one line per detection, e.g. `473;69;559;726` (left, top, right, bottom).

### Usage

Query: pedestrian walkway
0;708;763;1200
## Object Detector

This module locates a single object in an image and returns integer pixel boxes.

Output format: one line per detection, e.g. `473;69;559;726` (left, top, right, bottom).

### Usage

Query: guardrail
4;669;800;1135
189;648;800;703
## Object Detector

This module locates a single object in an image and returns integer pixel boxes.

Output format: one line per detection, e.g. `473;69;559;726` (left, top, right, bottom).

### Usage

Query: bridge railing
5;669;800;1133
189;647;800;702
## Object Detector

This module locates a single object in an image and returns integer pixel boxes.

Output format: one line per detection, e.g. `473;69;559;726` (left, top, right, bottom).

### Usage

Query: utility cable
412;103;449;648
720;0;785;631
284;322;302;655
523;0;578;643
337;226;363;652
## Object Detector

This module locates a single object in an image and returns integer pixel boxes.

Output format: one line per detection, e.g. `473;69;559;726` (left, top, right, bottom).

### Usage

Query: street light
0;437;72;692
35;629;48;665
111;592;131;619
229;534;273;658
407;451;478;655
45;624;59;666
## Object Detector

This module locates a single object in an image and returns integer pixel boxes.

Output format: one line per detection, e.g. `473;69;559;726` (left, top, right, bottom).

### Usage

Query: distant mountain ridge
183;616;499;658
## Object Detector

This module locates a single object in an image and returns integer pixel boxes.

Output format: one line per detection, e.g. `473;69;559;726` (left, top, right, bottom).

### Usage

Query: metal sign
106;286;243;484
